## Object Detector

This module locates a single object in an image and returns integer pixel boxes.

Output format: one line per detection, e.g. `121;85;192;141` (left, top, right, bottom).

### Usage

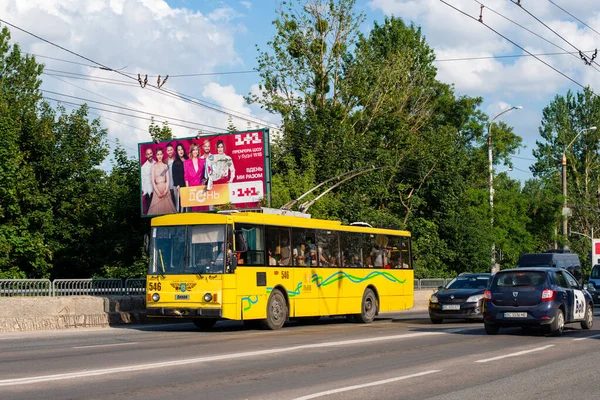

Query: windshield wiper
157;250;166;278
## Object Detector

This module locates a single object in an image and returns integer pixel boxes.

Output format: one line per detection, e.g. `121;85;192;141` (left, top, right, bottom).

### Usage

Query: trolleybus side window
341;231;362;268
402;238;412;269
291;228;316;267
266;227;292;266
316;230;340;267
234;223;265;266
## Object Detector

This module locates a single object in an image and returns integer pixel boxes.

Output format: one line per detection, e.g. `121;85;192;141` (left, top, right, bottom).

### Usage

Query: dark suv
428;273;491;323
483;267;594;336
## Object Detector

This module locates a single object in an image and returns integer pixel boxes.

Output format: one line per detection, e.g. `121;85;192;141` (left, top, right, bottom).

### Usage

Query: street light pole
488;105;522;273
562;126;597;239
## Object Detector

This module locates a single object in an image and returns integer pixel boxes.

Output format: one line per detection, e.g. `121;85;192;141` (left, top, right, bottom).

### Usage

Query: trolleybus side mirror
230;255;238;272
143;234;150;255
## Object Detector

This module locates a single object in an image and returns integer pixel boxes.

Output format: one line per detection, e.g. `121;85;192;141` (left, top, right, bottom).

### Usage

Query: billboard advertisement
138;129;271;216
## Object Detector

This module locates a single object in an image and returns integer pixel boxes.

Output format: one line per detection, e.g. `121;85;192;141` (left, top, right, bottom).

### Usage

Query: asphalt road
1;310;599;400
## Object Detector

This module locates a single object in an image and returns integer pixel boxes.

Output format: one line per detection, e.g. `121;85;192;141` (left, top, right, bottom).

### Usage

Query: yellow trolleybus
146;209;413;329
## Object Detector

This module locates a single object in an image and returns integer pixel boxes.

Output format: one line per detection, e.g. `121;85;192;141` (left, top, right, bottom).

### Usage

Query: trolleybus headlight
152;293;160;302
204;293;213;302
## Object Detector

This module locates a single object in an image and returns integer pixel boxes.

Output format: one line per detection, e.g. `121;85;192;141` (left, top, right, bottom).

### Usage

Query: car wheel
581;304;593;330
484;322;500;335
260;289;287;330
430;317;443;324
358;288;377;324
550;309;565;336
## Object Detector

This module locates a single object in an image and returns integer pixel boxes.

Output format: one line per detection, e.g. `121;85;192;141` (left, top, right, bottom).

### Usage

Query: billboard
138;129;271;216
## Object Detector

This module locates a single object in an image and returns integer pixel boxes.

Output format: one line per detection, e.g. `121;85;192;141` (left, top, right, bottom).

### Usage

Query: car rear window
446;276;490;290
493;271;546;288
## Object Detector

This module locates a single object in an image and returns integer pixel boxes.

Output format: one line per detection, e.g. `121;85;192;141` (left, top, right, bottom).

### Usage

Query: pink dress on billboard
147;163;177;215
184;158;205;187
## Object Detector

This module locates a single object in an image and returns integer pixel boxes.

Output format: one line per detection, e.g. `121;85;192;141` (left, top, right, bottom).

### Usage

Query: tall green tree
532;87;600;270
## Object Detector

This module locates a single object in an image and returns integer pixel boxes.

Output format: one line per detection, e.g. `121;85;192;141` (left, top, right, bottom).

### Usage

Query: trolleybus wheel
358;288;377;324
261;289;287;330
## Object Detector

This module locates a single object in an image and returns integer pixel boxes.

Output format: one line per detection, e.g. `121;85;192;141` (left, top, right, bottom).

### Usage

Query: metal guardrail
0;279;52;297
419;278;449;290
52;279;124;296
0;278;145;297
125;278;147;295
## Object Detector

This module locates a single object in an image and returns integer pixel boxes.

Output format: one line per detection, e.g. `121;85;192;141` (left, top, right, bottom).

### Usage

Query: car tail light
541;289;555;301
483;290;492;300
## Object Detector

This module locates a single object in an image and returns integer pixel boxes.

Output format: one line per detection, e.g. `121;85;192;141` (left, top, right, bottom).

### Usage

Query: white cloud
208;6;242;22
240;1;252;10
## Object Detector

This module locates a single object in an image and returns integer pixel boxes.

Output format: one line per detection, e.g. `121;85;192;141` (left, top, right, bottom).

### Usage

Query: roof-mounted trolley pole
297;167;388;214
280;168;364;211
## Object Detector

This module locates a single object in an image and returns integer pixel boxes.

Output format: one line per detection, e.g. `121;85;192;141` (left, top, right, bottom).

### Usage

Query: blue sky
3;0;598;180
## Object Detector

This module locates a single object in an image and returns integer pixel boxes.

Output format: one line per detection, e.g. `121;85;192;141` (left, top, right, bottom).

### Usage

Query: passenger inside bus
268;248;277;266
278;236;291;266
293;243;306;266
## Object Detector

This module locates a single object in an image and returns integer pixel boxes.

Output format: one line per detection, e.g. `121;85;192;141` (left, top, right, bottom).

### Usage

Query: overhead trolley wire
510;0;600;69
438;0;597;94
547;0;600;39
473;0;600;74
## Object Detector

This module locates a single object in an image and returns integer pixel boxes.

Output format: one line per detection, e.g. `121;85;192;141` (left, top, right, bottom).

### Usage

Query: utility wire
474;0;600;74
435;50;597;62
42;72;140;88
42;90;228;132
547;0;600;38
438;0;595;94
44;67;278;128
0;18;137;83
33;48;599;71
44;96;222;134
28;52;258;77
0;18;275;128
45;74;130;108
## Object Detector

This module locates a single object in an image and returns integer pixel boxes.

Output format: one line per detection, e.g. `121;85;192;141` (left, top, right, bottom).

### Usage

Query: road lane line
573;333;600;341
291;370;441;400
72;342;138;349
475;345;554;363
0;330;456;387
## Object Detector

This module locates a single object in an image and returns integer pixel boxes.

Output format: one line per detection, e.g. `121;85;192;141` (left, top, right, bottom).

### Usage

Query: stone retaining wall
0;291;433;333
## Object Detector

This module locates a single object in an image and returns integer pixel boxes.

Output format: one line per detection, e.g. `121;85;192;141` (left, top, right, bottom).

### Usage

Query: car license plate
442;304;460;310
175;294;190;300
504;312;527;318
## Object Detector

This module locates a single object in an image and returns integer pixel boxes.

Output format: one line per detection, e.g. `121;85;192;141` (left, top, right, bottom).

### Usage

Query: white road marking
291;370;441;400
573;333;600;341
475;345;554;363
0;330;456;387
72;342;138;349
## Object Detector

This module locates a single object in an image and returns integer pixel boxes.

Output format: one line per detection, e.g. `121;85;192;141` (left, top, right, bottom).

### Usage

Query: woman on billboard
206;139;236;190
172;142;187;212
147;147;177;215
184;142;205;187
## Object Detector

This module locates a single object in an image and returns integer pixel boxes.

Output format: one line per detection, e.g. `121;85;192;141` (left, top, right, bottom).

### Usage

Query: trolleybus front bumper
146;307;222;317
